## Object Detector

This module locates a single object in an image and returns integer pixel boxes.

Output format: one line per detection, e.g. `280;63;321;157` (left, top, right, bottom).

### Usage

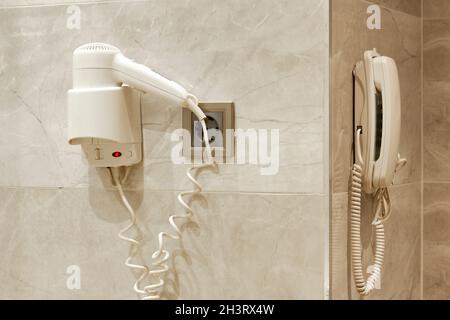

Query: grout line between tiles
420;0;424;300
0;185;328;197
423;17;450;20
332;182;422;197
328;0;333;301
423;181;450;184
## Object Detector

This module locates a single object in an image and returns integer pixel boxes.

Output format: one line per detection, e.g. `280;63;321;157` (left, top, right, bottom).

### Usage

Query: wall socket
182;102;234;162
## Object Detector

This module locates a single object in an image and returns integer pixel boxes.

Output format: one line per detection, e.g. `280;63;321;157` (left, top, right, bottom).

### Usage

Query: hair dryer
68;43;206;167
67;43;217;300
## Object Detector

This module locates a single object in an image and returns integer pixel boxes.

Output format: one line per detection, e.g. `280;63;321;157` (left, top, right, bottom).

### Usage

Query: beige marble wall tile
424;19;450;82
331;0;422;193
423;19;450;182
0;0;330;301
0;0;329;194
423;97;450;182
0;0;136;7
367;0;422;17
330;183;421;300
424;0;450;19
423;183;450;299
0;187;326;299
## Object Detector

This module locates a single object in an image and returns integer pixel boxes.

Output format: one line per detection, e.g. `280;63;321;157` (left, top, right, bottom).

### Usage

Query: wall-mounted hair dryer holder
68;86;142;167
67;43;209;168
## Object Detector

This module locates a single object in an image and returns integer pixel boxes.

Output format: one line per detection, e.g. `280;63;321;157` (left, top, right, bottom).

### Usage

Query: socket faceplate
182;102;234;162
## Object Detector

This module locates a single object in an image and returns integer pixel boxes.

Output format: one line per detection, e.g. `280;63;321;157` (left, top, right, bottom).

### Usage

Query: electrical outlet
183;102;234;162
192;112;223;149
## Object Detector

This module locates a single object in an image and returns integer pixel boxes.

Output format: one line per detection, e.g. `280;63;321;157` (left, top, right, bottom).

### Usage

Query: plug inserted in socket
183;102;234;162
192;112;224;149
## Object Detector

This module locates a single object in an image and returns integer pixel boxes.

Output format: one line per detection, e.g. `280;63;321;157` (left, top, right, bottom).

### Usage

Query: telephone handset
351;49;406;296
354;50;402;194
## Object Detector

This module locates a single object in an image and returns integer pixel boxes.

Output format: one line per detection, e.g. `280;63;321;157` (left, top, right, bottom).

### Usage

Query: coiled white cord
350;160;385;296
111;95;216;300
350;128;405;296
144;95;216;300
109;166;153;298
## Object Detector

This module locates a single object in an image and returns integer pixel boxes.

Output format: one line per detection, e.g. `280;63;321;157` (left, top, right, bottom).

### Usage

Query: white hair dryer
67;43;206;167
67;43;216;300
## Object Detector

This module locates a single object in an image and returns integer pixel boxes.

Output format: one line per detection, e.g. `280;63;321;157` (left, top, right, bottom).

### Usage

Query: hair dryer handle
112;53;206;120
112;53;187;103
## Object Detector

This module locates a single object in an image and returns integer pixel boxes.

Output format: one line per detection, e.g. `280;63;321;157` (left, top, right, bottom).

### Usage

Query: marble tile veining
422;1;450;301
423;19;450;182
0;187;326;299
0;0;329;194
424;183;450;299
0;0;330;300
424;0;450;19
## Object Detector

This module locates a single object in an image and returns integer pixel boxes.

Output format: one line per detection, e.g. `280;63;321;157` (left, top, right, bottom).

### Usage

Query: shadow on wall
87;159;215;299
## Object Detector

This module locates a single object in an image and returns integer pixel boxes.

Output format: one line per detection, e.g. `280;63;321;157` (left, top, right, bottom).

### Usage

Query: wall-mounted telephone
351;49;407;296
67;43;216;300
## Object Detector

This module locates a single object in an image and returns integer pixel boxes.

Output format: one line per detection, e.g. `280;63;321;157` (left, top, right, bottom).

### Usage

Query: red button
112;151;122;158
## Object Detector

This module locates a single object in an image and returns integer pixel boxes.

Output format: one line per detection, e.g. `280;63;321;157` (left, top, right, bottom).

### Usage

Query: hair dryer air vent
72;43;121;78
75;43;120;54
